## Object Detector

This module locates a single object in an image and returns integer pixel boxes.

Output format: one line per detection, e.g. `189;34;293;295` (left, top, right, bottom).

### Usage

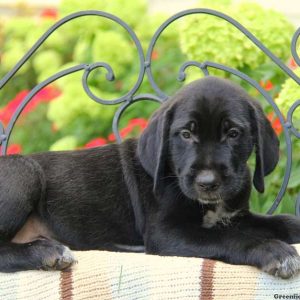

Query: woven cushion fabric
1;245;300;300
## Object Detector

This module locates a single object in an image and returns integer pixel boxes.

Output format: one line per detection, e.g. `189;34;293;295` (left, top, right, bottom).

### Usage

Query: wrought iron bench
0;8;300;299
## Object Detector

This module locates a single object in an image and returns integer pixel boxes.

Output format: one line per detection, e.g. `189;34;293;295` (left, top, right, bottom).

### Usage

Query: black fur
1;76;300;278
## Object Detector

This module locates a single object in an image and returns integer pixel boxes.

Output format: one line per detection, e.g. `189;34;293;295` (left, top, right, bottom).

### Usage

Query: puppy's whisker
165;180;180;191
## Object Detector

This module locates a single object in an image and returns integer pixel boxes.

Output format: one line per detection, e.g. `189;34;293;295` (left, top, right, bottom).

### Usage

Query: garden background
0;0;300;214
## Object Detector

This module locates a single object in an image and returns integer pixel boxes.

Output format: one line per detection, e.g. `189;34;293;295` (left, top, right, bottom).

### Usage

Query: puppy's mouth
179;176;224;204
197;197;222;205
195;186;223;205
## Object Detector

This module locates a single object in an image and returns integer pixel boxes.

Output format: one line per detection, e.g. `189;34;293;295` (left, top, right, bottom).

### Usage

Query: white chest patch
202;204;239;228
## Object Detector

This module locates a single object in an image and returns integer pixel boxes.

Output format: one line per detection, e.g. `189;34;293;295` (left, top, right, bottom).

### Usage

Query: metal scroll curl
0;10;146;102
287;100;300;138
82;62;116;105
291;28;300;68
0;10;146;153
296;193;300;216
287;100;300;216
1;64;87;155
0;122;6;146
112;94;164;143
145;8;300;98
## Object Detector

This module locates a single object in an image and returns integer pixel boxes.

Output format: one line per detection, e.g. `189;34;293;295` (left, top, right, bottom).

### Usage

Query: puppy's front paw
47;245;77;271
252;240;300;279
262;253;300;279
31;239;77;271
43;245;77;271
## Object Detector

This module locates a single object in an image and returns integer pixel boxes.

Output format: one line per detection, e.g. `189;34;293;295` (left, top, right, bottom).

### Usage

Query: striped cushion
1;245;300;299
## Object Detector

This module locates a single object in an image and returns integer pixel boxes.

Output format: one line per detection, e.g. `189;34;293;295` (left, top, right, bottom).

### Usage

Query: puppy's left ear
137;102;174;195
249;100;280;193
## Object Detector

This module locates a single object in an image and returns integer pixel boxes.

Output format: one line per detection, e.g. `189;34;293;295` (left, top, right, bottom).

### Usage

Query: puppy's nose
196;170;220;191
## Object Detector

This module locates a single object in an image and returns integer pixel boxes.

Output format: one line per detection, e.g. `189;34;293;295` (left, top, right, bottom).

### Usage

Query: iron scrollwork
0;9;300;214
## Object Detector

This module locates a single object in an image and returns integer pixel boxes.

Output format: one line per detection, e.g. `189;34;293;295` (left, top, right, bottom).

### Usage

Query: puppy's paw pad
264;255;300;279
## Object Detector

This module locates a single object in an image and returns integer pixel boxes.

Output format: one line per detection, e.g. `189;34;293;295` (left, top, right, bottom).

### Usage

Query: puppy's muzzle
195;170;220;192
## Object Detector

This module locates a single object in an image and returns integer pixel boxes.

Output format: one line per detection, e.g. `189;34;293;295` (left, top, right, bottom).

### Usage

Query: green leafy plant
180;0;294;73
0;0;184;151
276;68;300;127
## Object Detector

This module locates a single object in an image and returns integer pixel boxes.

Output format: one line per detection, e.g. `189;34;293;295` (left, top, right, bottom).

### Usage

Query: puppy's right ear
137;102;174;195
248;100;280;193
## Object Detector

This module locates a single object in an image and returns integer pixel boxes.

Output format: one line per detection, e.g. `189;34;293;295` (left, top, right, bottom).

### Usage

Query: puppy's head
137;76;279;206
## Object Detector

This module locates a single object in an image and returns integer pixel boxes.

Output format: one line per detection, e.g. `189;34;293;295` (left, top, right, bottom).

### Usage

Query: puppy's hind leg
0;155;44;241
0;239;76;272
0;156;76;272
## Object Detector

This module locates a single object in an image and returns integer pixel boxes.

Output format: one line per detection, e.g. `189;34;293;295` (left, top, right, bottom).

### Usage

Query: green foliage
47;72;117;148
91;30;135;79
50;135;78;151
10;103;63;154
180;1;294;72
0;0;183;150
276;68;300;127
60;0;146;29
33;50;63;81
0;0;299;214
249;135;300;214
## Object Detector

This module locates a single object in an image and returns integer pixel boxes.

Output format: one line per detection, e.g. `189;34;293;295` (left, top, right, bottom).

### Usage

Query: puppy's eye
180;130;192;139
227;128;240;139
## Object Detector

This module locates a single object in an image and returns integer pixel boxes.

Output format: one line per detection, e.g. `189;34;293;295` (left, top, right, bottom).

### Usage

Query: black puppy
1;76;300;279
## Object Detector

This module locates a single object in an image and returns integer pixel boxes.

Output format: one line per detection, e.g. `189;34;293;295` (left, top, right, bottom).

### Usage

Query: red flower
51;123;59;132
84;138;107;148
115;80;123;91
288;57;298;70
3;144;23;155
267;112;283;136
128;118;148;129
260;80;273;91
8;144;22;154
108;118;148;142
0;90;29;124
40;8;58;20
0;86;61;125
24;86;61;114
108;132;116;142
151;50;159;61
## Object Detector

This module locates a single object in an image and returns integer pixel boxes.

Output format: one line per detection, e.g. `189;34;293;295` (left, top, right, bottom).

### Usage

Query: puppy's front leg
144;221;300;279
0;239;76;272
241;212;300;244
